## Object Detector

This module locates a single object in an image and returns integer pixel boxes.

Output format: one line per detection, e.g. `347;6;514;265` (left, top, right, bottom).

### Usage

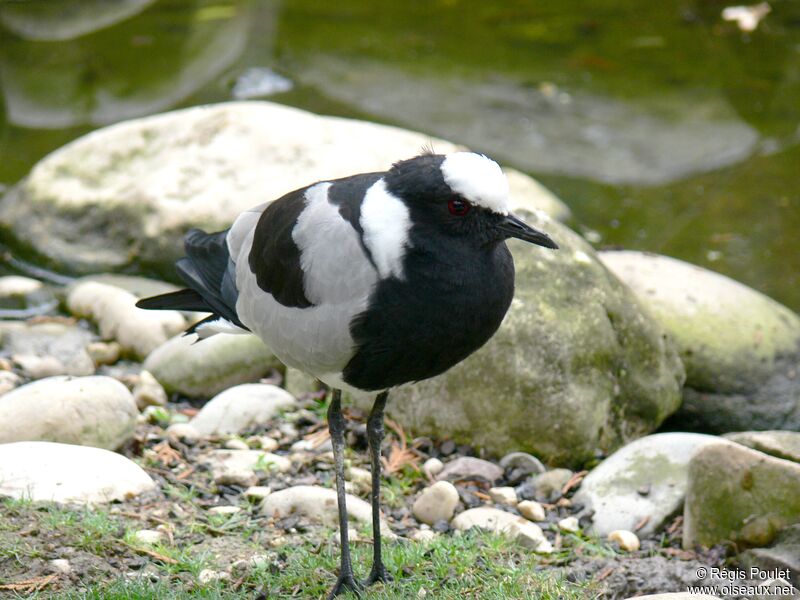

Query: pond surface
1;0;798;310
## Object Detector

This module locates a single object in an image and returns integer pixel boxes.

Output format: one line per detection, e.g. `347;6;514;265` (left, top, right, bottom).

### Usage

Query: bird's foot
363;562;393;587
327;571;364;599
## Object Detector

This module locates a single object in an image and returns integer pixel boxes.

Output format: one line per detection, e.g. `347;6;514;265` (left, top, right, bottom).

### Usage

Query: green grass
22;530;599;600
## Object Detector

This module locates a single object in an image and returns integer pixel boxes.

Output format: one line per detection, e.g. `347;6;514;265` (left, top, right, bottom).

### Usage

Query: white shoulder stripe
360;178;411;280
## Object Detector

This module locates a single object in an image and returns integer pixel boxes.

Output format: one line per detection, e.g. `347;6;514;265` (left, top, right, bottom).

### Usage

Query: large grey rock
0;375;138;450
600;250;800;432
190;384;297;436
67;281;186;360
724;431;800;464
574;433;720;536
684;440;800;549
143;332;281;398
0;441;155;504
0;320;95;377
261;485;394;538
356;219;684;465
0;102;569;277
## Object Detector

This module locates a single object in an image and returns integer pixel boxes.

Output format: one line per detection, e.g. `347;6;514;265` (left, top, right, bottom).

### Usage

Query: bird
136;151;558;598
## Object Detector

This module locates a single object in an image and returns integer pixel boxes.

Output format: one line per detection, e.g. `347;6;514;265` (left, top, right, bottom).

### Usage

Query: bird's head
383;152;558;250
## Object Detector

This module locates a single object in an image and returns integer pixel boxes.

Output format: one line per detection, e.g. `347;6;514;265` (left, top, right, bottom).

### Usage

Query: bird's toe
327;572;364;599
363;563;393;587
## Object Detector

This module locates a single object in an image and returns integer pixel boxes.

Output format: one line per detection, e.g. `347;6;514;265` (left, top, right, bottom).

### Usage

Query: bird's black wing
137;228;248;330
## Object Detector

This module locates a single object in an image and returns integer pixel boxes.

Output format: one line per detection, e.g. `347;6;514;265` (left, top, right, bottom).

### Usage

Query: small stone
198;569;229;585
558;516;580;533
0;371;21;395
452;507;550;552
432;519;450;533
507;521;553;553
0;275;43;297
201;449;291;487
346;466;372;493
531;468;573;501
410;529;436;543
517;500;546;522
437;456;503;483
439;440;457;455
412;481;460;525
13;354;67;379
248;435;279;452
248;554;271;569
132;529;164;546
278;423;298;439
498;452;546;476
261;485;394;539
48;559;72;574
225;439;250;451
86;341;121;366
422;457;444;478
67;281;186;359
489;486;518;506
190;384;297;436
208;505;242;516
133;370;168;409
244;486;272;501
608;529;640;552
290;438;333;453
1;321;94;376
216;470;258;488
165;423;201;443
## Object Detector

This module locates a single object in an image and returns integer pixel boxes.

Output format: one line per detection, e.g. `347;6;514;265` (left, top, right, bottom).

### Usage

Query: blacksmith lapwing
137;151;558;598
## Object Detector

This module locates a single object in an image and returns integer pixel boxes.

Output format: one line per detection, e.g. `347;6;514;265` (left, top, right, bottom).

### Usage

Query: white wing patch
233;183;379;381
293;182;377;304
441;152;510;215
360;178;411;280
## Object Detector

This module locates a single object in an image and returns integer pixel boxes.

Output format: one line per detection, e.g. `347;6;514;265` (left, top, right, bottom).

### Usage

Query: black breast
343;237;515;391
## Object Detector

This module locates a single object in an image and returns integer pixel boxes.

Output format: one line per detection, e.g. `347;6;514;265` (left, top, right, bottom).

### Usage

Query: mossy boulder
724;430;800;464
600;250;800;432
143;332;282;399
356;215;685;466
683;440;800;549
0;102;569;280
573;433;719;536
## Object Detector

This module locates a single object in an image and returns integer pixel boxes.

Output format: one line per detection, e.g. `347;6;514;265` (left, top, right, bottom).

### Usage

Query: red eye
448;198;471;216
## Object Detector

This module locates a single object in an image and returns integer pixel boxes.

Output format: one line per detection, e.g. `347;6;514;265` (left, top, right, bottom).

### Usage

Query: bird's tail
136;228;250;339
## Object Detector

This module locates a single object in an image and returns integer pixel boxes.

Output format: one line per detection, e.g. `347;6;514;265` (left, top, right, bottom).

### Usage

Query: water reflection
0;0;156;41
0;0;252;128
291;56;760;185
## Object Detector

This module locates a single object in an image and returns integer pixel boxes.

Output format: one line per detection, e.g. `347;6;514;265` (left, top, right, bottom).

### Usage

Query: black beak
497;213;558;249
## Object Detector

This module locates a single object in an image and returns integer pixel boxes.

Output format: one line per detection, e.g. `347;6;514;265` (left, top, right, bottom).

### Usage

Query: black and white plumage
137;151;557;597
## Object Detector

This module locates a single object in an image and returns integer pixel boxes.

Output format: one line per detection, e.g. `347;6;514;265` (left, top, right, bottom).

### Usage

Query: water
1;0;798;310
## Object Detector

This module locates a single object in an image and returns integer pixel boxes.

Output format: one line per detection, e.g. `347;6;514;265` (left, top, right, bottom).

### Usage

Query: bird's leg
363;390;393;586
326;389;363;599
